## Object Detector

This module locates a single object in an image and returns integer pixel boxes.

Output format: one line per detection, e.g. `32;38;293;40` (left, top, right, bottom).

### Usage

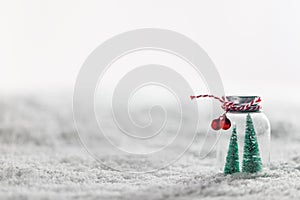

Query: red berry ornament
211;118;221;130
211;114;232;131
221;114;231;130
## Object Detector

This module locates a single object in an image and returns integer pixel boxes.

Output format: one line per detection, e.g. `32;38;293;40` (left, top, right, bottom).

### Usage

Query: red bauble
221;115;231;130
211;114;232;131
211;118;221;130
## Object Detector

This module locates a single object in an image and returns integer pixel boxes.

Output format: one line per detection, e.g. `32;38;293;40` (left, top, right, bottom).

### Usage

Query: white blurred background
1;0;299;100
1;0;300;134
0;2;300;197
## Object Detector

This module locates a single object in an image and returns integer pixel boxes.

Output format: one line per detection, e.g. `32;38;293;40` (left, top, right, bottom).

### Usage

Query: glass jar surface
217;96;271;173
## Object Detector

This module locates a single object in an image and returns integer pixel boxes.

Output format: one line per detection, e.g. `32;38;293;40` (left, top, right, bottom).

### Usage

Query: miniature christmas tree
224;125;240;175
242;113;262;173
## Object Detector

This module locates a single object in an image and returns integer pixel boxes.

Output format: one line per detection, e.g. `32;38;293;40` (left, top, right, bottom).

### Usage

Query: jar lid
225;96;261;112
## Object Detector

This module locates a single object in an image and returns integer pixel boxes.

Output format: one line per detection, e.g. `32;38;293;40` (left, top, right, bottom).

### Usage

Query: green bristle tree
242;113;262;173
224;125;240;175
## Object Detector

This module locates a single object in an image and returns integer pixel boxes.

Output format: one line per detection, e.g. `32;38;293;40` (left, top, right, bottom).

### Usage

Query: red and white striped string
190;94;262;112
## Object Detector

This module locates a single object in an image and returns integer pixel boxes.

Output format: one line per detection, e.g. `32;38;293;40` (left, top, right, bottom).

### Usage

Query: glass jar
216;96;271;173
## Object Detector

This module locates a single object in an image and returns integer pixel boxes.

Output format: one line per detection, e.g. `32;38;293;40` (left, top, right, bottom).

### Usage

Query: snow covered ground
0;95;299;200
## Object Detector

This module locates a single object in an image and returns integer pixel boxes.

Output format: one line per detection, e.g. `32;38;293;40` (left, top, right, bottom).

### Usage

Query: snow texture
0;95;300;200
